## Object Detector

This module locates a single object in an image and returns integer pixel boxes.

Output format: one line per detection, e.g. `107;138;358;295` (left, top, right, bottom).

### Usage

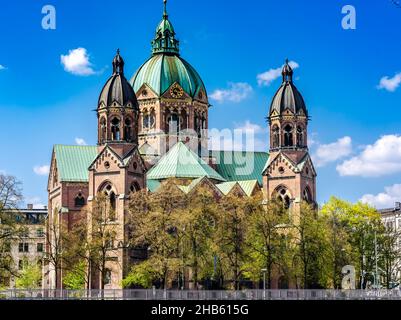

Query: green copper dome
130;0;207;99
131;54;207;98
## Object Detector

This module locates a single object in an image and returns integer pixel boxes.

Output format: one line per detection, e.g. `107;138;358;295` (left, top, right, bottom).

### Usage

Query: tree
127;181;186;289
377;222;401;289
0;174;23;286
44;207;67;289
292;202;330;289
63;260;87;290
16;261;42;289
244;196;289;288
320;198;382;289
321;197;354;288
85;193;120;290
214;193;249;290
178;187;218;289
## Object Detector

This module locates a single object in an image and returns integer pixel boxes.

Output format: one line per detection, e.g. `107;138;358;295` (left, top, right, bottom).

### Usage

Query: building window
303;187;312;204
283;125;293;147
130;181;141;193
19;243;29;253
37;243;44;253
272;125;280;148
74;193;86;207
100;117;107;143
104;269;112;285
275;186;292;209
167;114;180;135
36;228;44;238
124;118;133;141
111;117;121;141
102;184;117;221
297;126;304;147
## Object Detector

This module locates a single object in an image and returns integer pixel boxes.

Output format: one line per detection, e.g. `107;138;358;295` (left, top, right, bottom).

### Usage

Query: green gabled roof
54;145;98;182
147;142;225;182
216;181;237;195
211;151;268;185
238;180;259;196
215;180;259;197
147;179;162;192
177;176;205;194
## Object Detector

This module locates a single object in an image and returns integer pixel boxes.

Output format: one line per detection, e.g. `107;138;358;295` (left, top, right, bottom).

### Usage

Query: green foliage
16;262;42;289
122;260;160;288
63;261;87;290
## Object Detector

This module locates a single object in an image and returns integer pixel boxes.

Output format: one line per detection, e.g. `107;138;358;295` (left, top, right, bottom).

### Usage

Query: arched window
167;114;180;135
272;125;280;148
297;126;304;147
275;186;292;209
303;187;312;204
283;125;293;147
124;118;132;142
111;118;121;141
100;118;107;143
74;193;85;207
130;181;141;193
102;183;117;221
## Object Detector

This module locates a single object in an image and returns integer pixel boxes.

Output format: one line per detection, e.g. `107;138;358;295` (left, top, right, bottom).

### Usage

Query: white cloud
75;138;87;146
360;184;401;209
337;135;401;177
210;82;253;103
0;65;5;70
25;197;46;209
61;48;95;76
257;61;299;87
33;165;50;176
312;136;352;167
234;120;264;134
377;72;401;92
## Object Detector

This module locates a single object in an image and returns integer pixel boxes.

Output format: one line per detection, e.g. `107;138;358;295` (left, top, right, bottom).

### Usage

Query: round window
104;161;110;170
278;167;285;174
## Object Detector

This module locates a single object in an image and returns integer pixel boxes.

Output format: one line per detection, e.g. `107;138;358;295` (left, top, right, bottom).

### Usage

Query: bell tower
98;49;139;156
88;50;146;289
262;60;317;215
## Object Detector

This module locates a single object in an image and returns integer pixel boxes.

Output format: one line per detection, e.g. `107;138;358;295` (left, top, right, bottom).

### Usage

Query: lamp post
261;268;267;300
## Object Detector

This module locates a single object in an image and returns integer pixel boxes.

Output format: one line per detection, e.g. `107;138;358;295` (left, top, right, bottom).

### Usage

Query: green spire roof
147;142;225;181
152;0;179;55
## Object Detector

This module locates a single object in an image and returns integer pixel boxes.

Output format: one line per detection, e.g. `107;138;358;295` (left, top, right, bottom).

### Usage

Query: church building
45;0;316;290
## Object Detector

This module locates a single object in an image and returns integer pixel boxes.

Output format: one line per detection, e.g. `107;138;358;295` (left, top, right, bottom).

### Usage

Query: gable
136;83;159;100
147;142;225;181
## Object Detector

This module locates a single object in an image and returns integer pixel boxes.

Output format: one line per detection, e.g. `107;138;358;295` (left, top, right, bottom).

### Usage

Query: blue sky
0;0;401;209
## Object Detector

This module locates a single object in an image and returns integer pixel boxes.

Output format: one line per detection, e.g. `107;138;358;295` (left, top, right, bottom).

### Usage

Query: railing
1;289;401;300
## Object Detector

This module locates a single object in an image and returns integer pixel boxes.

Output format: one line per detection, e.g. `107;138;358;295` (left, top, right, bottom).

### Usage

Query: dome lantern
112;49;125;75
151;0;180;55
282;59;293;83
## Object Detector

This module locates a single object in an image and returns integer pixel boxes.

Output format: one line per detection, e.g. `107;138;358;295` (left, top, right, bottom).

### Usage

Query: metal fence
1;289;401;300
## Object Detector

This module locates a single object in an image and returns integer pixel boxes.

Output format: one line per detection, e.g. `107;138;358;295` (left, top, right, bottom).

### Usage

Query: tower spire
163;0;168;19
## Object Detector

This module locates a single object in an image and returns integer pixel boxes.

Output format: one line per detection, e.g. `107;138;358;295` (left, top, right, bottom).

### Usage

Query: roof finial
117;48;120;55
282;58;293;83
163;0;168;19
